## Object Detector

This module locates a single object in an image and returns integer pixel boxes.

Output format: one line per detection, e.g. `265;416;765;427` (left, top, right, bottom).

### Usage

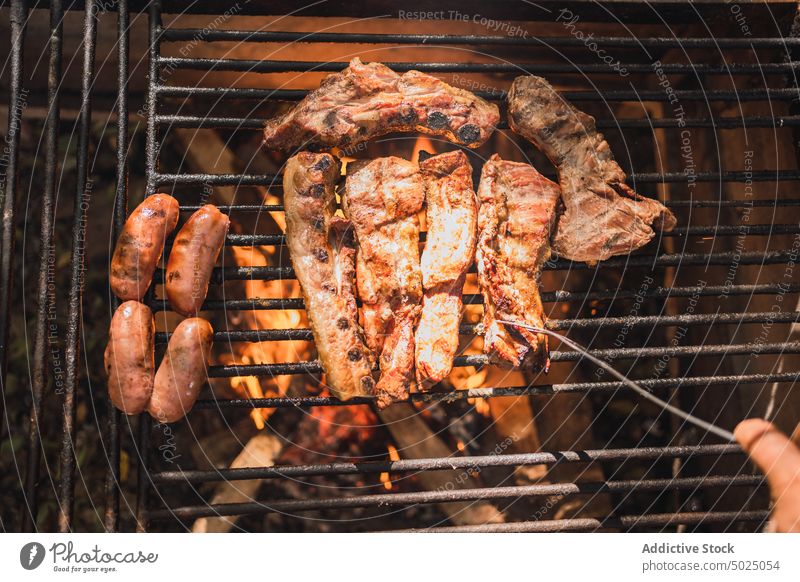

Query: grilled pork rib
264;58;500;151
343;157;424;408
477;155;560;369
416;151;478;385
284;152;376;400
508;76;676;263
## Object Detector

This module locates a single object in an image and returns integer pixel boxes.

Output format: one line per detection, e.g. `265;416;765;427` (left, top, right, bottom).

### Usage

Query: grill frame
8;0;800;532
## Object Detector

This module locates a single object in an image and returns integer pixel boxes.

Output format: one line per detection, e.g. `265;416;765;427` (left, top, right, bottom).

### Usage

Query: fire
332;148;356;175
380;444;401;490
229;359;267;429
387;443;400;461
225;245;313;427
411;135;436;164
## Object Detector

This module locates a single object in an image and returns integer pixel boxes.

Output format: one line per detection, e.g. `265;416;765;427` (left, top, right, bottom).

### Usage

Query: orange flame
411;135;436;165
226;245;312;427
380;444;400;490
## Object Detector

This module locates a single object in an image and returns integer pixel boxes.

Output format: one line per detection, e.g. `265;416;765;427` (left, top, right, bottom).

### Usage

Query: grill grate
9;0;800;532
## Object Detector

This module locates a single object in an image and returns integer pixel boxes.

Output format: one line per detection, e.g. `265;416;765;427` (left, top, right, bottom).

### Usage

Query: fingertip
734;418;775;452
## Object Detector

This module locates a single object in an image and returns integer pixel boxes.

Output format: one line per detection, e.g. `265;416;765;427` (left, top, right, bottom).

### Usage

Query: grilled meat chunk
343;157;424;408
416;151;477;385
264;58;499;151
508;75;676;263
476;155;560;369
284;152;376;400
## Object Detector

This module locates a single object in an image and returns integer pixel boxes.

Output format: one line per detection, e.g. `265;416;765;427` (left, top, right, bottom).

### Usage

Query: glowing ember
313;398;376;441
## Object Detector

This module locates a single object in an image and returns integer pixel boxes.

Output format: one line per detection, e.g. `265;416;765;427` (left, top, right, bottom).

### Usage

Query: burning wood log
378;403;505;526
191;433;283;533
172;128;285;232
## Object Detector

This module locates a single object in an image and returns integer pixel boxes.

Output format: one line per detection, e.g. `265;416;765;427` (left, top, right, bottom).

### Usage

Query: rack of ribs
343;157;424;408
415;150;478;385
264;58;500;152
476;154;560;370
508;75;676;263
284;152;376;400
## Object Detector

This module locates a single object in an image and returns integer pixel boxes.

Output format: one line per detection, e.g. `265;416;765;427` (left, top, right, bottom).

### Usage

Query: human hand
734;419;800;533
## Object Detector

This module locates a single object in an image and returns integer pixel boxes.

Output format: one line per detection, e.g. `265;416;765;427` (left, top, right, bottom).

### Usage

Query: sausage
104;300;155;414
165;205;230;317
110;193;180;301
148;318;213;423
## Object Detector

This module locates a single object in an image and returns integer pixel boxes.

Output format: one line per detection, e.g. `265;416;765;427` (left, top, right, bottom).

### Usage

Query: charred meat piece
343;157;424;408
476;154;560;369
416;151;477;385
508;75;676;263
264;58;499;151
284;152;376;400
356;248;389;356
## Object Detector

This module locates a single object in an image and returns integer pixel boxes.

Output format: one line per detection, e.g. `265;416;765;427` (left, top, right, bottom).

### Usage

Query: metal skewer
497;320;736;442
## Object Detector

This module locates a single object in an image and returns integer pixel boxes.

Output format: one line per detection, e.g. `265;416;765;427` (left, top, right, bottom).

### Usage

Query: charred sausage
148;318;213;423
110;193;180;301
104;300;155;414
165;205;230;317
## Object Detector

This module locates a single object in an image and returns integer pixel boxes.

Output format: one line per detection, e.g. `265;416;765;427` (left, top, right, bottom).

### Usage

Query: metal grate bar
193;371;800;409
0;0;28;433
203;224;800;248
157;29;800;49
154;56;800;75
540;283;800;303
157;85;800;103
144;474;764;521
59;0;98;534
23;0;61;534
150;250;800;284
148;283;800;312
153;113;800;130
152;444;742;484
201;342;800;378
102;0;129;534
153;311;800;344
152;170;800;186
176;200;800;214
134;0;162;534
400;511;771;533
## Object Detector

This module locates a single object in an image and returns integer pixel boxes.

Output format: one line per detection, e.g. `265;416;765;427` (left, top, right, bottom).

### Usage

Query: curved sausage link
165;205;230;317
110;194;180;301
148;318;213;423
104;300;155;414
